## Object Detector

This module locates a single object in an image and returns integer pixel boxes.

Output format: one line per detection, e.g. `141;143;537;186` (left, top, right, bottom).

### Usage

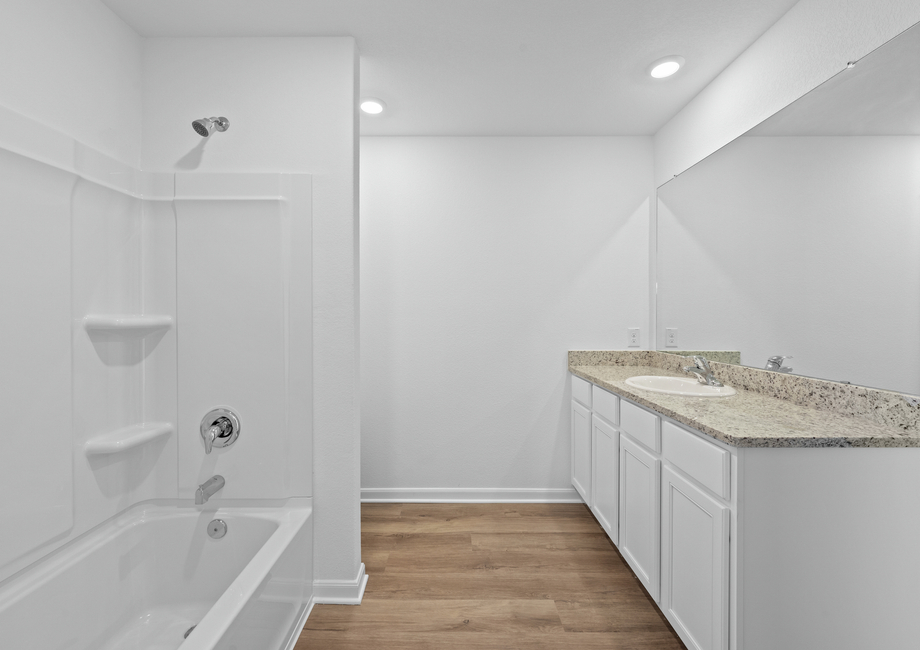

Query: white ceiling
102;0;800;136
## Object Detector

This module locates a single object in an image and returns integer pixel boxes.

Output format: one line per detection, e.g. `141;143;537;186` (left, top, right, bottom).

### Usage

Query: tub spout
195;475;225;505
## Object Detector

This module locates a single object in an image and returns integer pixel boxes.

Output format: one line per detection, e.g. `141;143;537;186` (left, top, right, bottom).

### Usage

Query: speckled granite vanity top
569;351;920;448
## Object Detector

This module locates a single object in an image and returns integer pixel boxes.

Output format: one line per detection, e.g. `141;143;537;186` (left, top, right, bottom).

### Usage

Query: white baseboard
361;487;583;503
313;563;368;605
281;595;314;650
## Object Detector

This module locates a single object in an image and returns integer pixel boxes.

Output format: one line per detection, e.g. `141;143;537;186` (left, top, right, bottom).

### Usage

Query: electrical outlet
665;328;678;347
627;328;640;347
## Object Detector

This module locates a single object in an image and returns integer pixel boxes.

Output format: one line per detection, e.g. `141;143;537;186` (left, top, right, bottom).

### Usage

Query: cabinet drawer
592;385;619;425
620;400;659;452
572;375;592;407
661;421;730;499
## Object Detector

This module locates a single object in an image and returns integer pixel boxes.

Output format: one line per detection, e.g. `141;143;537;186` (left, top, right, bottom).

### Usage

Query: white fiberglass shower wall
175;173;312;499
0;105;179;580
0;99;314;563
0;103;315;648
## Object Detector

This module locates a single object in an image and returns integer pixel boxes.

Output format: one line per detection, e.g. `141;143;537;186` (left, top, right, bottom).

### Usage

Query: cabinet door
592;415;618;542
619;434;660;601
661;466;730;650
571;400;592;505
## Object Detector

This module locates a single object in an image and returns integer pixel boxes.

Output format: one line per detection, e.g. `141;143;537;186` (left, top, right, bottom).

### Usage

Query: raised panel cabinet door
619;434;661;601
571;400;592;505
592;415;618;542
661;465;730;650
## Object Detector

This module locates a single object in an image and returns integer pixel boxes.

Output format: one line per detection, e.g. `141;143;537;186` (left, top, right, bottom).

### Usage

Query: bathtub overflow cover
208;519;228;539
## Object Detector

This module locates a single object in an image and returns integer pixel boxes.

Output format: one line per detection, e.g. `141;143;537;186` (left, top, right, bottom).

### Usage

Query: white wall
0;0;142;166
658;136;920;394
653;0;920;186
142;37;361;589
360;137;652;497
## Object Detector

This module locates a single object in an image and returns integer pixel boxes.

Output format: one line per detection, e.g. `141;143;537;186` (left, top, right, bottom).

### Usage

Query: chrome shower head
192;116;230;137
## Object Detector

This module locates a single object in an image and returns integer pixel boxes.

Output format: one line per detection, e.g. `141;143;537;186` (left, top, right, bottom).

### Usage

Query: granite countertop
570;360;920;449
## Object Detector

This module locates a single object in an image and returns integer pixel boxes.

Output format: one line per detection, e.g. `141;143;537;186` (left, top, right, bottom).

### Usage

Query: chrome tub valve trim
200;408;241;454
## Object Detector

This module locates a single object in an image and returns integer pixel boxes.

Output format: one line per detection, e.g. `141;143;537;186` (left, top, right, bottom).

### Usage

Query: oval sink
625;375;736;397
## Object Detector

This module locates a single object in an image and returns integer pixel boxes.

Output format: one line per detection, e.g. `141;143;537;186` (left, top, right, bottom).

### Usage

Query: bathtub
0;498;313;650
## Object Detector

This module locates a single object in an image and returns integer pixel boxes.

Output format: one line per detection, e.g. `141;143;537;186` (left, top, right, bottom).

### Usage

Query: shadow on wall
88;435;170;501
88;330;167;366
176;139;208;170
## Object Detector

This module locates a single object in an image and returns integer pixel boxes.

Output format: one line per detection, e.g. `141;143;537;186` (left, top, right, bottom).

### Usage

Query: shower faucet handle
200;408;241;454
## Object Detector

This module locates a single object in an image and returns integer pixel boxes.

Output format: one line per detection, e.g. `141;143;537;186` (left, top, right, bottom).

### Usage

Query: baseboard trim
281;595;314;650
313;563;368;605
361;487;583;503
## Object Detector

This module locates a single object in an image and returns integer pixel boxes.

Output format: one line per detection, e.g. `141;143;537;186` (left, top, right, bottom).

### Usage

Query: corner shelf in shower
83;314;173;338
84;422;174;456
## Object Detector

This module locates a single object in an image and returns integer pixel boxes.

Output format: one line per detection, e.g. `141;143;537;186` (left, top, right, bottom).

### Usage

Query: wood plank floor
296;503;686;649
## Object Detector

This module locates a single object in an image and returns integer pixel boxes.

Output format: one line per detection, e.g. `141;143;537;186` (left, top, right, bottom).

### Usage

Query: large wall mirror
656;20;920;395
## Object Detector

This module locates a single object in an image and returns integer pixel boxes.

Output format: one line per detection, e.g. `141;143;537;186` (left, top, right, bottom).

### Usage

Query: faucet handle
684;356;724;387
692;355;712;372
203;426;217;454
765;355;794;373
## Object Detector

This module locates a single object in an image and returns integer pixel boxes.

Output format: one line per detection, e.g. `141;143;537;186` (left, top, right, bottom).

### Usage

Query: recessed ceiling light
360;98;386;114
648;56;685;79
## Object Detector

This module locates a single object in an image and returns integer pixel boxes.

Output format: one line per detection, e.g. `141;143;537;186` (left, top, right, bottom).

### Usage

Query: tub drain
184;625;197;639
208;519;227;539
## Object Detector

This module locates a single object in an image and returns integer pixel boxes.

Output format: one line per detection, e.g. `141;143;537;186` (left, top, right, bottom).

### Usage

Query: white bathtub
0;498;313;650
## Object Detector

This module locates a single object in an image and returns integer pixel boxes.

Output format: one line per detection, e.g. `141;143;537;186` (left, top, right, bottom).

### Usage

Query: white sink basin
625;375;736;397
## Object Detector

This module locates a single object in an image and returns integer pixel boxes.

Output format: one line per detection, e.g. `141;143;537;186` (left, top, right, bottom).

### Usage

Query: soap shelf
83;314;173;337
84;422;174;456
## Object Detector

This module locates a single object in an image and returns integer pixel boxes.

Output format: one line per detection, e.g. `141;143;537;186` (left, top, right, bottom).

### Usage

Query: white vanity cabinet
591;384;619;541
570;370;920;650
619;433;661;601
570;373;734;648
661;465;730;650
570;376;593;504
660;420;732;650
571;379;621;542
591;414;618;540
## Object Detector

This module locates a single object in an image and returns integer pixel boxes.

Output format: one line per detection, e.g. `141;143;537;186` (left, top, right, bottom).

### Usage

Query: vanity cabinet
570;368;920;650
619;433;661;601
661;465;730;650
591;415;618;540
570;376;593;504
570;373;733;648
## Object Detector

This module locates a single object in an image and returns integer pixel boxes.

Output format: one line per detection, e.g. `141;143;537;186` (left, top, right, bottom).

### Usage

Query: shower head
192;116;230;137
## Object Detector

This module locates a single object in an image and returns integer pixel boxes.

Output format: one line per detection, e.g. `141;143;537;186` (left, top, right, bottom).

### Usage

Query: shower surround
0;104;314;649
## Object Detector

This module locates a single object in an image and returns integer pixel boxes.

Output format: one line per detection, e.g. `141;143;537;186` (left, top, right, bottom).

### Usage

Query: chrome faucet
195;475;225;505
765;355;793;373
683;355;724;387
